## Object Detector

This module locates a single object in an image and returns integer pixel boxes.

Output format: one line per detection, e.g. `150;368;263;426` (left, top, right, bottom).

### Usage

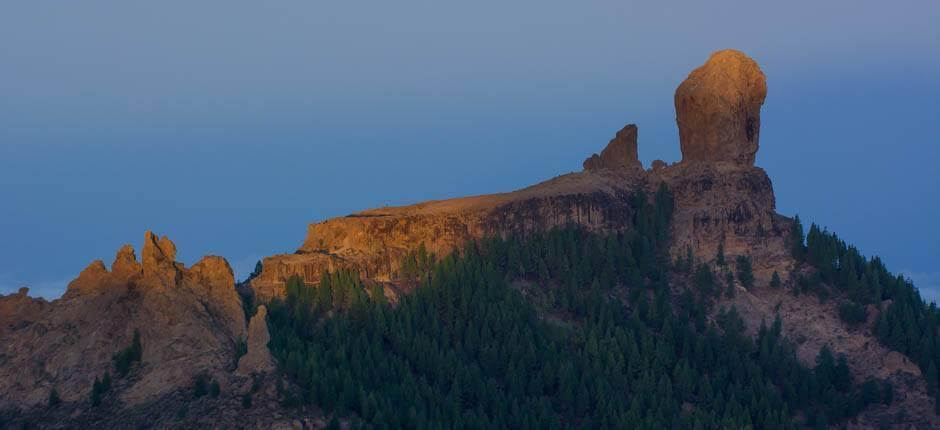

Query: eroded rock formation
0;232;247;411
583;124;642;171
237;305;275;375
675;49;767;165
4;49;936;428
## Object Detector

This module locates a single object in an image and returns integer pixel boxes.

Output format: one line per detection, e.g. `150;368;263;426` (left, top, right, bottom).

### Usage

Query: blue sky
1;1;938;300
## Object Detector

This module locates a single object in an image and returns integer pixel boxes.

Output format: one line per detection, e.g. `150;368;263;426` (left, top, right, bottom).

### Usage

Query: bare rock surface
237;305;275;375
0;232;247;412
251;149;779;302
718;273;939;428
583;124;642;171
675;49;767;165
2;49;935;428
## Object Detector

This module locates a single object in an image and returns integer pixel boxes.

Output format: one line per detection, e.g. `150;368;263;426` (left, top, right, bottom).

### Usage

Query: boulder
675;49;767;165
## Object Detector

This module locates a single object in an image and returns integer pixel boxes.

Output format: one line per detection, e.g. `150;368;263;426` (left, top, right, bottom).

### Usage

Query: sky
1;1;938;301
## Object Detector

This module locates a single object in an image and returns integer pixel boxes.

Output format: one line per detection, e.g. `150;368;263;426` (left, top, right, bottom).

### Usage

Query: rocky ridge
0;49;934;428
0;231;248;412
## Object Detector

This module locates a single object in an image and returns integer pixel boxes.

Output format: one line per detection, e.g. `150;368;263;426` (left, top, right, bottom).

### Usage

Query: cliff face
250;50;778;301
3;49;934;428
250;158;783;303
0;232;247;411
244;50;936;427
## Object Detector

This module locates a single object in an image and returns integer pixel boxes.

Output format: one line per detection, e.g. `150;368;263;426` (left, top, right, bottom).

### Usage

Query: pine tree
48;387;61;407
927;361;938;396
735;256;754;289
725;271;736;298
770;271;781;289
790;215;806;261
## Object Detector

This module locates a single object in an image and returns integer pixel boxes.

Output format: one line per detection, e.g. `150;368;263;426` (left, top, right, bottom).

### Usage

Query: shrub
90;372;112;407
48;387;61;407
736;255;754;289
235;338;248;364
113;329;143;377
193;374;209;398
838;302;868;327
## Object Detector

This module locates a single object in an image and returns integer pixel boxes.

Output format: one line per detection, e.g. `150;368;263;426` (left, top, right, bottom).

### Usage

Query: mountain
2;50;937;429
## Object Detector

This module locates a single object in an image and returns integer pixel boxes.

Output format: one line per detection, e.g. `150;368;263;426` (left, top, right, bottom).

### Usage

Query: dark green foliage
193;374;209;398
399;243;436;282
241;394;252;409
113;329;142;377
725;270;736;298
175;404;189;421
716;242;726;266
789;215;806;262
799;222;940;400
264;189;890;428
235;338;248;364
770;271;782;289
90;371;112;407
48;388;60;408
838;302;868;327
736;255;754;289
241;291;256;321
676;245;694;273
326;416;341;430
91;384;101;407
695;263;718;299
210;381;221;398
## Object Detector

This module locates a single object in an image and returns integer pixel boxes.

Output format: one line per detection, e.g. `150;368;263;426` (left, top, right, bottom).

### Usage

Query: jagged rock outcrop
583;124;642;171
251;169;652;301
0;288;47;338
0;232;247;411
5;49;935;428
237;305;275;375
675;49;767;165
251;156;780;302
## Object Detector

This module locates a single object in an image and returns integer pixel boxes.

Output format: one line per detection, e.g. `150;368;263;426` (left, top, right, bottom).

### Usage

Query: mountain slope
1;49;936;429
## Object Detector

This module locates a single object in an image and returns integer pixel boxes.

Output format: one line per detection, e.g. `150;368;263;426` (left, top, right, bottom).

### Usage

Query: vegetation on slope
267;186;891;429
791;216;940;412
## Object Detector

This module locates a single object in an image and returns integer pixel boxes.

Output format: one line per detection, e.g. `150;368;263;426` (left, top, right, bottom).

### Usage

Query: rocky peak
675;49;767;165
142;230;177;270
1;230;249;412
250;51;780;302
111;244;142;279
583;124;642;171
64;260;112;297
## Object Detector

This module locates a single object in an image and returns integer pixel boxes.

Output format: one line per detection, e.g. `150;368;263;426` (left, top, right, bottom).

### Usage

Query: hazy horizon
2;2;938;301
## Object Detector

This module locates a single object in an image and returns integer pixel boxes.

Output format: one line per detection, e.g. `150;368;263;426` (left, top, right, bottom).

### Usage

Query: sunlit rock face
0;232;247;410
583;124;642;171
675;49;767;165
